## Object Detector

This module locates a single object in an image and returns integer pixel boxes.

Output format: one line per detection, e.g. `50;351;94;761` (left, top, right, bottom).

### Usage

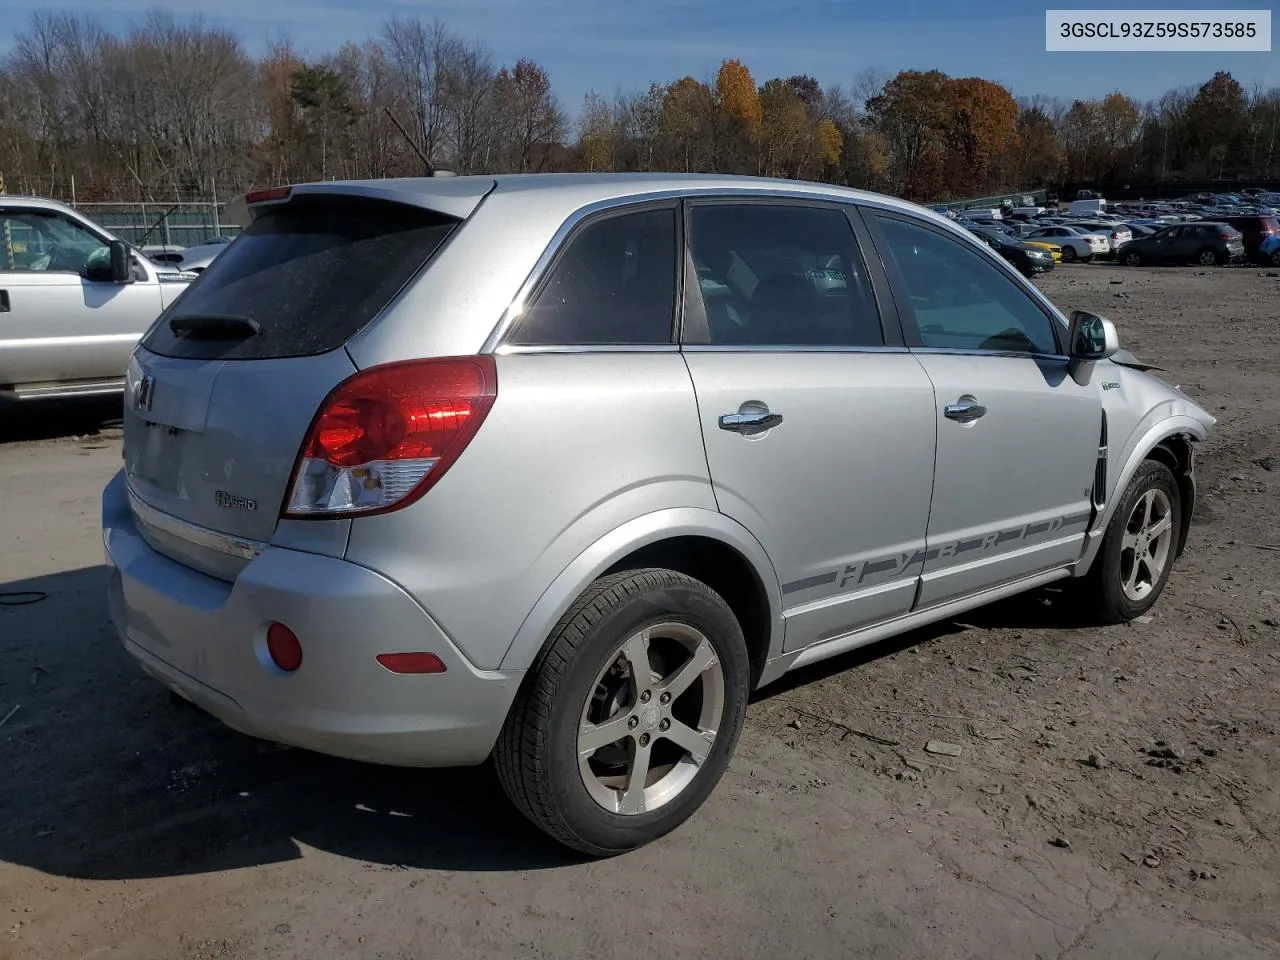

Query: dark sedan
962;223;1056;277
1118;222;1245;267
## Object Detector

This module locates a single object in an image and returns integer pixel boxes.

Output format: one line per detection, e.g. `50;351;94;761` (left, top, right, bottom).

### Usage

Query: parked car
1025;225;1109;262
1218;215;1280;264
1123;223;1158;238
0;196;193;400
170;235;235;273
103;173;1215;855
1119;222;1245;267
1066;220;1133;254
963;223;1056;277
972;221;1062;260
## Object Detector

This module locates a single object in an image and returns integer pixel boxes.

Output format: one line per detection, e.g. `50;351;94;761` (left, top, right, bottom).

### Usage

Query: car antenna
137;203;180;249
383;106;436;176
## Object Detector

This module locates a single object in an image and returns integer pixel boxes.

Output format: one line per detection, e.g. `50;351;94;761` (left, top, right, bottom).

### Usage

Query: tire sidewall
1097;461;1182;619
542;580;750;852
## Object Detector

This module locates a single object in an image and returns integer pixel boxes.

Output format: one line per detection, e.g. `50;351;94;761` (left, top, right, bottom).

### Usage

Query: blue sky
2;0;1277;118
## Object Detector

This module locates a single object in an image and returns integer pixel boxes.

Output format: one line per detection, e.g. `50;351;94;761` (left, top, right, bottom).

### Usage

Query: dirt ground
1;262;1278;960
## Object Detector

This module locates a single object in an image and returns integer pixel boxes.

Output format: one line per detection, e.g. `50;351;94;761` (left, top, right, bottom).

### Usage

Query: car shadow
0;396;123;445
0;565;582;881
1;564;1089;881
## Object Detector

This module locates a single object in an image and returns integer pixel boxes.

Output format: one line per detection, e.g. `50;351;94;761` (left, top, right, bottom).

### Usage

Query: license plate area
129;420;196;498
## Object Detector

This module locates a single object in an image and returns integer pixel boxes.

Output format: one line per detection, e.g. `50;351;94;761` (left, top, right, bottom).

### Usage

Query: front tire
494;568;750;856
1270;249;1280;267
1078;460;1182;624
1124;250;1142;267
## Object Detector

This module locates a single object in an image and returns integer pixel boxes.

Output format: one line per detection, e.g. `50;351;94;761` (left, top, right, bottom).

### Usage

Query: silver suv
1;196;191;400
102;174;1215;855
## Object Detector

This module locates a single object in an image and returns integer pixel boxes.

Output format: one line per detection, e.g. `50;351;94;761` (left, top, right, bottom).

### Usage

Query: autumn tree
1185;71;1249;176
1060;99;1102;179
1013;104;1064;186
867;70;950;199
941;77;1019;195
578;90;616;171
659;76;715;172
494;58;564;172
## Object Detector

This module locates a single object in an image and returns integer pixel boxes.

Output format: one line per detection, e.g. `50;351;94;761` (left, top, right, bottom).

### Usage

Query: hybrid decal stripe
781;572;839;594
781;511;1092;596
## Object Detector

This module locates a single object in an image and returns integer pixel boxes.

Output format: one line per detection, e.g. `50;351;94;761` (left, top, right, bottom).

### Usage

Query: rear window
142;195;459;360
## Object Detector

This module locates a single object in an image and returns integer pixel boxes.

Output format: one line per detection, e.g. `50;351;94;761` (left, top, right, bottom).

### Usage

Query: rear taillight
1218;230;1239;241
284;356;497;519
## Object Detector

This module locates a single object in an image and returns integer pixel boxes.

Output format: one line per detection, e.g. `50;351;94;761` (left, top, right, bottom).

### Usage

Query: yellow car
1024;240;1063;261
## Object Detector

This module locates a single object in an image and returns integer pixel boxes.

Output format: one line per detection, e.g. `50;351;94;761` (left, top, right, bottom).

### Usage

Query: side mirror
109;240;132;283
84;240;133;284
1068;310;1119;361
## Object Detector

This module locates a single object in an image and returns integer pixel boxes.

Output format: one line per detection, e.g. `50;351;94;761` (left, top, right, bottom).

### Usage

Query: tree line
1;10;1277;205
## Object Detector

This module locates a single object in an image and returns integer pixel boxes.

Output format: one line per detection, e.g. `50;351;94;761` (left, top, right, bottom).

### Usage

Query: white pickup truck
1;196;193;400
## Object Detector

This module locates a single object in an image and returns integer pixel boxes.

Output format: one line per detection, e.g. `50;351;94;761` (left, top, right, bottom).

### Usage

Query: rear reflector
284;356;498;519
266;623;303;672
376;653;447;674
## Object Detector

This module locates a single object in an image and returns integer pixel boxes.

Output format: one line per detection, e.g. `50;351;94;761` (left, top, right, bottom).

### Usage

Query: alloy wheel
577;622;725;815
1198;249;1217;266
1120;488;1174;602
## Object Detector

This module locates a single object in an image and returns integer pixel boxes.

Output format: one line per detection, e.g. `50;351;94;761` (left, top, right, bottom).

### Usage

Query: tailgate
123;188;471;556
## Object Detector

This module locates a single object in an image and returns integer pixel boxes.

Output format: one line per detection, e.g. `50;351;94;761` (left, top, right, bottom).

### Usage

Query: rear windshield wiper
169;314;262;341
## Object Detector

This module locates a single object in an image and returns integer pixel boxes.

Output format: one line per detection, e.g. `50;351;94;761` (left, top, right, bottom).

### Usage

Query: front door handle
944;398;987;423
0;290;9;312
719;409;783;433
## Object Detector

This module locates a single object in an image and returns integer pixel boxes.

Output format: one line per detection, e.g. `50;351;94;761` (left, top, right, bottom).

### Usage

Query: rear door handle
719;409;783;433
944;399;987;423
0;290;9;312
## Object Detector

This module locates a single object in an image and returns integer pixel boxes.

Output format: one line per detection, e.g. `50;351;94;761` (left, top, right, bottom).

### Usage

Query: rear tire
1077;460;1182;625
494;568;750;856
1062;246;1077;263
1196;247;1219;267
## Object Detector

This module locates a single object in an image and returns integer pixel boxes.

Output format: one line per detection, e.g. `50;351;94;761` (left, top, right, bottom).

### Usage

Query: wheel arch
1077;415;1206;573
498;508;784;688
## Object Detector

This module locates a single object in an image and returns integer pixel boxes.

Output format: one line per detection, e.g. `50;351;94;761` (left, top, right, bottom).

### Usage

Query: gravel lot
1;263;1278;960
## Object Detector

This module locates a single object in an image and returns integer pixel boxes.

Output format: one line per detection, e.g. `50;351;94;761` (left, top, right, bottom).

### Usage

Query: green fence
930;188;1051;212
73;202;238;250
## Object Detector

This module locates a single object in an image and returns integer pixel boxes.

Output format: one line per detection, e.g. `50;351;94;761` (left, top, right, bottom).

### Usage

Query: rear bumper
102;470;522;767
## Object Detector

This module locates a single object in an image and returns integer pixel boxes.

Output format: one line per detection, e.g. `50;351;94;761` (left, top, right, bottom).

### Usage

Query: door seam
908;350;941;611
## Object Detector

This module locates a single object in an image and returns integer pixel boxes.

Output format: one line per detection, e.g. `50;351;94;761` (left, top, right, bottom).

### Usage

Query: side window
509;207;676;346
873;215;1060;355
0;211;108;274
685;203;883;347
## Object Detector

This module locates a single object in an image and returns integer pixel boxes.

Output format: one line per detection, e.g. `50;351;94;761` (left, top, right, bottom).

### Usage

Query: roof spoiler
227;173;461;228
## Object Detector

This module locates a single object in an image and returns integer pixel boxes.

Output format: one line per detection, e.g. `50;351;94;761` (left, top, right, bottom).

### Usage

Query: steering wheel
43;244;81;273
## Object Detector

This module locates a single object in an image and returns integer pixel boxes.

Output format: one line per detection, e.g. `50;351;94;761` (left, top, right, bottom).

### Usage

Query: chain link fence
930;188;1051;212
71;202;239;251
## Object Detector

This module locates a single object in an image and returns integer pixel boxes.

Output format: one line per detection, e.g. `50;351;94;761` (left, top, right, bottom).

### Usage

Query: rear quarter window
142;195;459;360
